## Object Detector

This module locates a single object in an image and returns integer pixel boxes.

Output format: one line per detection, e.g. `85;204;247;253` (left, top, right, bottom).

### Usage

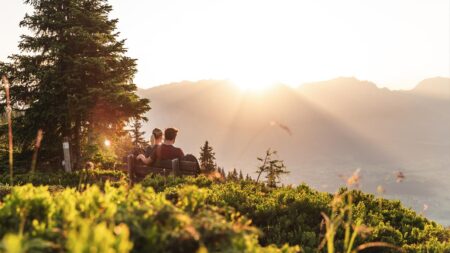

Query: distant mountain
412;77;450;99
137;77;450;225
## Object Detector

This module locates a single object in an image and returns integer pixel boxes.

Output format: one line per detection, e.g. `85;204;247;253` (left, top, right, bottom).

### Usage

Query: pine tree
227;168;239;181
113;132;134;161
218;167;226;178
130;117;147;149
239;170;244;180
256;149;289;187
199;141;216;173
4;0;150;168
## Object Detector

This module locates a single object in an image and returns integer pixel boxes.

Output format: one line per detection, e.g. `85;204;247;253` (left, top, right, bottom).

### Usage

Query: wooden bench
127;154;200;184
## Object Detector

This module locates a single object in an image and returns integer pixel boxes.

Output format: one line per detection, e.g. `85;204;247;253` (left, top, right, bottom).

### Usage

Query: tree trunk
256;154;269;183
256;171;263;183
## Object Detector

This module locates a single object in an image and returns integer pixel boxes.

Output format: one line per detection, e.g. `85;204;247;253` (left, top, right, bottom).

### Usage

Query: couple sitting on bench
128;127;200;183
136;127;184;165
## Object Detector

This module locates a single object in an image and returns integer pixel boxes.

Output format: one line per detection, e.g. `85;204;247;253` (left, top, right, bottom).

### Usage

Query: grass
2;76;14;185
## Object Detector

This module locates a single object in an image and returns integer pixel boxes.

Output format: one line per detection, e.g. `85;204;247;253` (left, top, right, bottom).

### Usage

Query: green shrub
143;176;449;253
0;184;299;253
0;170;127;188
140;175;214;192
0;175;448;252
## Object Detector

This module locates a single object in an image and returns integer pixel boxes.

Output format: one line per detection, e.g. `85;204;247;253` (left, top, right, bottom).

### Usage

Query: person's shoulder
170;145;182;151
161;144;172;150
146;144;157;153
176;146;185;156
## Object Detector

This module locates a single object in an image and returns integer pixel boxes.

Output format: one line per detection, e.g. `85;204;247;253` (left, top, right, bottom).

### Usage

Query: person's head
150;128;163;146
164;128;179;144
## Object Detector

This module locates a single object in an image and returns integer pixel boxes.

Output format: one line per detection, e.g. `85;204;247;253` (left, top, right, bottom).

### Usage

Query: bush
142;177;450;253
0;175;448;252
0;184;299;253
140;175;214;192
0;170;127;188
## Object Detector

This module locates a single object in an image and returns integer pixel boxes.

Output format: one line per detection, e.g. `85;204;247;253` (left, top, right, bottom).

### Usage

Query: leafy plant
0;183;300;253
256;149;289;187
199;141;217;173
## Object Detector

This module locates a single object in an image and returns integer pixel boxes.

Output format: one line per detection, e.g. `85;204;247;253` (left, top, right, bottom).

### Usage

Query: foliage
256;149;289;187
319;190;402;253
199;141;217;173
225;168;246;181
0;170;127;191
3;0;150;169
0;184;299;253
217;167;226;178
0;174;448;253
227;168;239;181
140;176;450;253
141;175;215;193
129;117;148;149
0;175;448;252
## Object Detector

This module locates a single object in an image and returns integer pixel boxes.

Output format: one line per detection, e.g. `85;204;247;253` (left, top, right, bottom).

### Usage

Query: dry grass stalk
30;129;44;173
2;75;13;185
319;169;404;253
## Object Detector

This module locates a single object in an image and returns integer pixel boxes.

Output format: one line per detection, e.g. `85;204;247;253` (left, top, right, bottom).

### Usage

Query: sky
1;0;449;90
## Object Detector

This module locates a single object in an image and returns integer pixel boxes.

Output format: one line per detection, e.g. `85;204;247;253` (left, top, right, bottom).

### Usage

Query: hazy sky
1;0;449;89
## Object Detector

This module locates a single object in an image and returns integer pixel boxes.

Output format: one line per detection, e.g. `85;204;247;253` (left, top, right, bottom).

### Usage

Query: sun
231;76;276;91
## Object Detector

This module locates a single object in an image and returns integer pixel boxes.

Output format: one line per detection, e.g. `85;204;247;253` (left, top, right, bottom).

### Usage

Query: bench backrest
172;159;200;176
138;158;200;176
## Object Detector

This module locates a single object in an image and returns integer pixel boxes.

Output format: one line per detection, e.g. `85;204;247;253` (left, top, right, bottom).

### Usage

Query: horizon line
136;75;450;91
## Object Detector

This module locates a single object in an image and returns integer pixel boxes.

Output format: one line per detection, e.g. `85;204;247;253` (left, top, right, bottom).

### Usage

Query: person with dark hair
137;127;184;165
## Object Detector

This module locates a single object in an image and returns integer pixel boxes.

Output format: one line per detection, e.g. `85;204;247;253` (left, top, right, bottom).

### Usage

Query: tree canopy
2;0;150;169
199;141;216;173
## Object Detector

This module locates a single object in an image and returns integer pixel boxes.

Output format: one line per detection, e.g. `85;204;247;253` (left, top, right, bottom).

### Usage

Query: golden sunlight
104;139;111;147
231;77;275;90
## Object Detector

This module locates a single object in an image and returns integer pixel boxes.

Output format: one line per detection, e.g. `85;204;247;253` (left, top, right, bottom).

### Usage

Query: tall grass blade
2;75;13;185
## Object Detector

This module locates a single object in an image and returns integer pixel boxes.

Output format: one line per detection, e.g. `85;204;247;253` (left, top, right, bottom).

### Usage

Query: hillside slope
0;174;449;253
137;78;450;225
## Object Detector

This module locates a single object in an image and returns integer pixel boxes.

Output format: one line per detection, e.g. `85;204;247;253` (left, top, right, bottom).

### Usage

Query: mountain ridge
136;77;450;226
138;76;450;94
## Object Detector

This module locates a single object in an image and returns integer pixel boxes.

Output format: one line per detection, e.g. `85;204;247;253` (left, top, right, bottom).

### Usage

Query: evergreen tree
113;132;133;162
218;167;226;178
199;141;216;173
4;0;149;168
239;170;244;180
130;117;147;149
227;168;239;181
256;149;289;187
